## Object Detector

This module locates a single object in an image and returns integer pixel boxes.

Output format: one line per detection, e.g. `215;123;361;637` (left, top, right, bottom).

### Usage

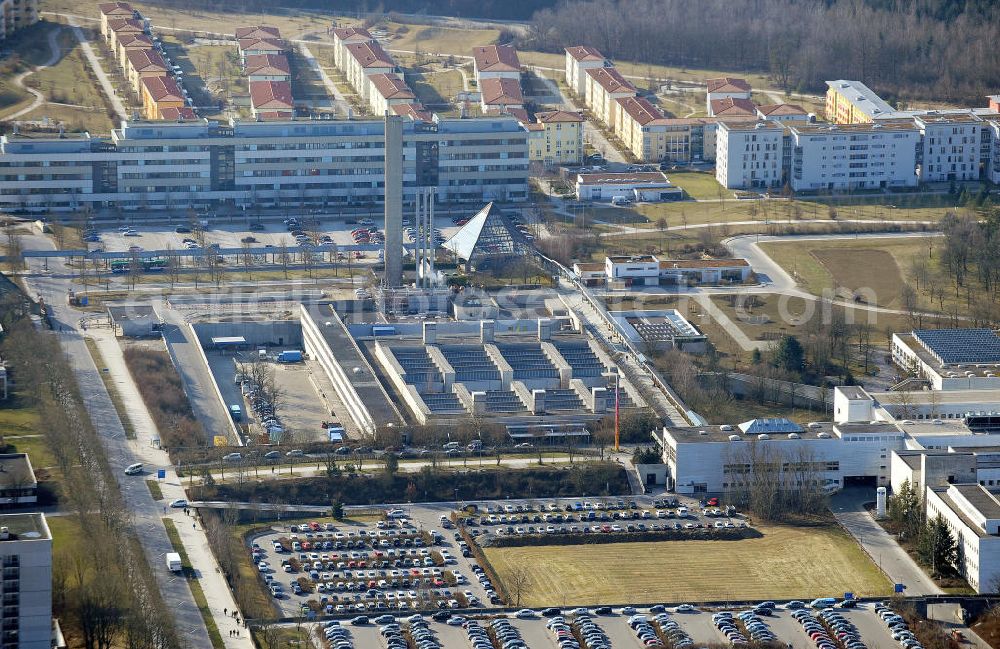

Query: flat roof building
0;512;52;649
0;115;529;212
825;79;897;123
891;329;1000;391
715;121;784;190
576;171;682;202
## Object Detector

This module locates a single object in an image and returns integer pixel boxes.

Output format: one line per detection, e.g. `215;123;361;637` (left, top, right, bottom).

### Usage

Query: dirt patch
812;247;904;307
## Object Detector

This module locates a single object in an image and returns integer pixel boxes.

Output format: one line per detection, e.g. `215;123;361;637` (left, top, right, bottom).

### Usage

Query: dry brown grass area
484;523;891;607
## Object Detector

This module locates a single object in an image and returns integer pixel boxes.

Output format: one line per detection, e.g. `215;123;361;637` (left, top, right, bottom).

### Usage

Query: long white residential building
0;116;530;212
788;120;921;191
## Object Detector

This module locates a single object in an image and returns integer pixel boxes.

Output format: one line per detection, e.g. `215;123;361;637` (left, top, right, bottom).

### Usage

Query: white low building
576;171;682;202
575;256;752;287
891;328;1000;391
605;255;659;286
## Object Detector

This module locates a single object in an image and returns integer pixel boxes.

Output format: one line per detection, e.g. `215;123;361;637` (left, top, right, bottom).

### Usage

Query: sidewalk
89;329;253;649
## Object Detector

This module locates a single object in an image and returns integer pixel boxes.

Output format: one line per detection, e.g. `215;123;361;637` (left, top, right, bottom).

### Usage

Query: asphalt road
830;488;943;596
20;233;213;647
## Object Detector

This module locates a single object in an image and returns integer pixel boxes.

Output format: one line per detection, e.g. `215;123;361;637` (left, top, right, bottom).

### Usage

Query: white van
124;463;143;475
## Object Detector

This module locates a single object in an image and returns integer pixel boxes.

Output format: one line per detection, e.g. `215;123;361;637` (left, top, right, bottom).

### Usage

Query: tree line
0;299;179;649
524;0;1000;103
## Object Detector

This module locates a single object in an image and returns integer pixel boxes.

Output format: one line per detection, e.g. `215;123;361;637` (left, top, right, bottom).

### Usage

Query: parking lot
310;603;930;649
458;497;750;541
248;515;491;617
88;216;462;254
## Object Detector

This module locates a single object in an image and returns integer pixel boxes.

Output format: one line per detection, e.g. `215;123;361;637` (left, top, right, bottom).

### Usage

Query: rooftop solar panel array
913;328;1000;365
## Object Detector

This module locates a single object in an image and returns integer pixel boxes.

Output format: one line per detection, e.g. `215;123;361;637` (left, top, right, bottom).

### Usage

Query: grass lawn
288;46;330;100
146;478;163;500
519;50;774;91
183;43;238;103
484;523;891;607
618;192;956;231
41;0;329;38
667;171;727;201
709;294;950;346
83;337;138;439
384;21;500;56
20;103;113;136
759;236;941;308
656;93;705;118
23;28;116;134
163;518;226;649
0;21;65;115
406;68;463;105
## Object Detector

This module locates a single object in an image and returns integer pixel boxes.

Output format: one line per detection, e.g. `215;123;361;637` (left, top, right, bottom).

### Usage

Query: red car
707;497;719;506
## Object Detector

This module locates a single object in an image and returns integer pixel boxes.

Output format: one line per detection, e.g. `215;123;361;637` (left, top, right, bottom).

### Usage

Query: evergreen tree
331;501;344;520
888;479;923;541
918;514;956;577
772;335;805;374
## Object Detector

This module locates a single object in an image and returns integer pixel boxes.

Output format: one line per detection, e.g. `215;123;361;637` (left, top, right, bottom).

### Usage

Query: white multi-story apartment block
331;26;375;70
584;66;635;130
564;45;608;97
367;73;416;116
0;513;52;649
987;120;1000;184
916;114;982;182
471;45;520;82
6;0;41;35
0;117;529;212
706;77;752;116
788;121;920;191
715;121;784;189
342;41;397;103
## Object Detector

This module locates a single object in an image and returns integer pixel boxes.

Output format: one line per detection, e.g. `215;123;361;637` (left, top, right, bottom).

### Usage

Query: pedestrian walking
224;608;227;616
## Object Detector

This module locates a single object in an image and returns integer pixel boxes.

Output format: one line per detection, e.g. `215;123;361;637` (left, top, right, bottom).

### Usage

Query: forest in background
105;0;995;101
524;0;999;103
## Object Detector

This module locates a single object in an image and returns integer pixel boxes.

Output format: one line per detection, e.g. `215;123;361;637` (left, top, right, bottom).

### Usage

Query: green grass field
758;236;945;312
484;523;891;607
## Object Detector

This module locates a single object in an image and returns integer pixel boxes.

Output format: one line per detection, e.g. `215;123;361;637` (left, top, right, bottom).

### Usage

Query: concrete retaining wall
300;306;374;435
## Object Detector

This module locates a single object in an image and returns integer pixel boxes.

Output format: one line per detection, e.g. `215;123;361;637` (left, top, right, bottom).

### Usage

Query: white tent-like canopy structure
442;203;530;272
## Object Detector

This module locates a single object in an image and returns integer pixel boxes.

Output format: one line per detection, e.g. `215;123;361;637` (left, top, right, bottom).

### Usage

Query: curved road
6;25;63;120
723;231;944;296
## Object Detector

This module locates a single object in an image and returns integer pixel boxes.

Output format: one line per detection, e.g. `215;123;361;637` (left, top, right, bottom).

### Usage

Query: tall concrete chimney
384;113;404;288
